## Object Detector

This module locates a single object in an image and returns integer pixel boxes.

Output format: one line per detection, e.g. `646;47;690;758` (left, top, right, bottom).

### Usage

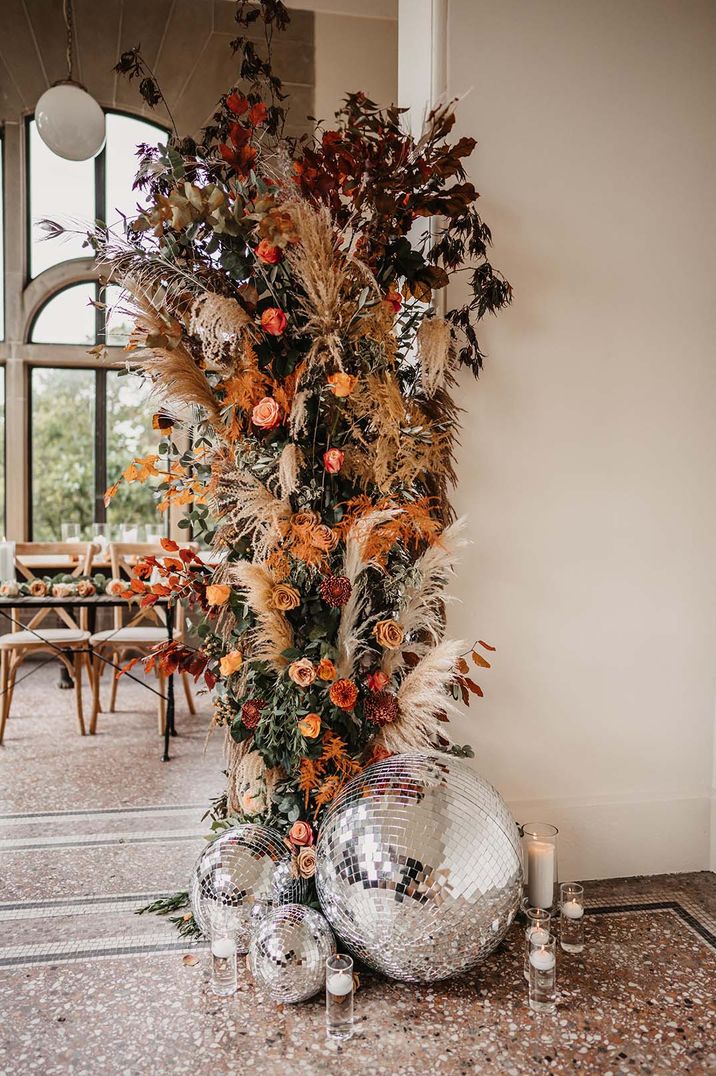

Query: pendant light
34;0;106;162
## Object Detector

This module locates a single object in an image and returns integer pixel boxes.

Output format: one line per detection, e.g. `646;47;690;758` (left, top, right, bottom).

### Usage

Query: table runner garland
50;1;512;933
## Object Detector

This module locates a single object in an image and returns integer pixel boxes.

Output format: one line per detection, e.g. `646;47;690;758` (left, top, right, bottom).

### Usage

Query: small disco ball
316;753;522;982
248;904;336;1003
190;824;309;951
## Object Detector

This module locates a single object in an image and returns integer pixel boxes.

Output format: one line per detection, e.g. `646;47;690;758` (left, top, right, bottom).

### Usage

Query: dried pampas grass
275;442;303;498
227;560;293;667
187;293;253;370
335;509;401;678
417;316;456;397
232;748;281;816
381;638;464;754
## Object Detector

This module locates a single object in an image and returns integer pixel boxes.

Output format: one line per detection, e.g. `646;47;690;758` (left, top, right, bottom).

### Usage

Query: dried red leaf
471;652;491;668
464;678;484;697
478;640;496;651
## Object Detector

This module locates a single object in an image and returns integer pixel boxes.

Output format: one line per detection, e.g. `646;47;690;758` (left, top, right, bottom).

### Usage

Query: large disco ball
248;904;336;1003
190;824;309;950
316;753;522;982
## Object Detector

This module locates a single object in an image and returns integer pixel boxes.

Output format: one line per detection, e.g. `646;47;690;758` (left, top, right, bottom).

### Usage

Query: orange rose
252;396;281;429
256;240;281;264
289;820;314;846
327;372;358;398
260;307;287;336
317;657;337;681
206;584;231;606
298;712;321;738
329;678;358;710
270;583;301;611
291;511;318;534
311;524;338;552
385;286;402;313
366;670;389;692
219;650;243;676
288;657;316;688
373;619;404;649
323;448;344;474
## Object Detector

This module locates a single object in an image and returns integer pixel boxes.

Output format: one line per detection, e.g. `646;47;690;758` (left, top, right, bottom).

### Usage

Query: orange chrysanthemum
329;678;358;711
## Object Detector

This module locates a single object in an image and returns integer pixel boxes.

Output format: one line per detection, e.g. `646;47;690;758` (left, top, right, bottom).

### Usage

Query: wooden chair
0;541;96;744
89;542;197;735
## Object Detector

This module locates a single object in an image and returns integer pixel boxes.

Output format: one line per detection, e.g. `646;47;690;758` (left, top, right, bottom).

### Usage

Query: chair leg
73;651;86;735
157;672;167;735
4;656;19;735
0;649;9;745
181;672;196;715
109;651;119;713
90;652;102;735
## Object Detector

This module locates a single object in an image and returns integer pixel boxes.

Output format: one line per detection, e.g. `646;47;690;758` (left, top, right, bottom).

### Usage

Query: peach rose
28;580;48;598
270;583;301;612
105;578;125;597
311;524;338;552
288;657;316;688
317;657;337;681
206;584;231;606
252;396;281;429
329;678;358;710
255;239;282;264
51;582;75;599
260;307;287;336
219;650;243;676
327;372;357;398
296;846;317;878
297;712;321;738
76;579;96;597
323;448;344;474
373;618;404;649
289;820;314;846
291;511;318;534
366;670;389;692
0;582;19;598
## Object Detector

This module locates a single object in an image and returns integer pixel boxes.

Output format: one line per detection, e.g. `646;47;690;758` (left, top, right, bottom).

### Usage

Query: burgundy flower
319;574;352;608
363;691;399;727
241;698;265;729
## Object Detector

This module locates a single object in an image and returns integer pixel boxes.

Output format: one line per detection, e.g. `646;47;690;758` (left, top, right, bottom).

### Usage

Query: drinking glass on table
60;523;82;542
119;523;145;542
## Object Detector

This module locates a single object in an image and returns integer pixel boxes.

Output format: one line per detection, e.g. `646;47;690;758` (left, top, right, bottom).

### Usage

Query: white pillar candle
529;947;556;972
561;900;584;920
526;840;555;909
0;541;15;583
327;971;353;996
211;937;236;959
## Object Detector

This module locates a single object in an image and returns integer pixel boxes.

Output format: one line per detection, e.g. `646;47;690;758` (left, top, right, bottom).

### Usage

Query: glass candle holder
524;906;551;981
559;882;585;953
529;931;557;1014
326;954;354;1041
522;823;559;912
210;925;238;996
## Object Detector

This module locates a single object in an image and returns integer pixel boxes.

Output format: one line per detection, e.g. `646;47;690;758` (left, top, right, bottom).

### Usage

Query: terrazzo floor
1;661;715;1075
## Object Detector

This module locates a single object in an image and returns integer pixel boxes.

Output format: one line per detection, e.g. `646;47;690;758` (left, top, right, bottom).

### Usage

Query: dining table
0;594;178;762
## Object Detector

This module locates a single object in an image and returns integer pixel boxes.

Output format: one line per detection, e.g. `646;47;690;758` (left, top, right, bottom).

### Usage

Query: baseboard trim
505;793;711;879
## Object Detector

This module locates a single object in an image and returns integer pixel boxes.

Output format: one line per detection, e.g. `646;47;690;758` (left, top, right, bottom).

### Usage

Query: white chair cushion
0;629;90;647
89;627;168;645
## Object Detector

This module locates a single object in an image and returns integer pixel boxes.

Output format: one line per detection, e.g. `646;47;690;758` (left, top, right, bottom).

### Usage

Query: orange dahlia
329;678;358;711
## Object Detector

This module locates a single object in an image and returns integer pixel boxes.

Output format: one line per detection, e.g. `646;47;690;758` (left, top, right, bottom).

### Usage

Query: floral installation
52;2;508;924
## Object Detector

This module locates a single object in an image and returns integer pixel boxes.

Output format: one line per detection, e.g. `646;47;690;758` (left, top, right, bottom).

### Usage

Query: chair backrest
108;541;197;632
14;541;97;632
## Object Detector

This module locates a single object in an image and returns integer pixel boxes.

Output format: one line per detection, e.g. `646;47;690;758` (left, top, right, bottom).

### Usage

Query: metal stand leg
162;603;175;762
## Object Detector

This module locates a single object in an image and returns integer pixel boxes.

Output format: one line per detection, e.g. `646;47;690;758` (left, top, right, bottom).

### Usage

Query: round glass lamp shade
35;83;106;161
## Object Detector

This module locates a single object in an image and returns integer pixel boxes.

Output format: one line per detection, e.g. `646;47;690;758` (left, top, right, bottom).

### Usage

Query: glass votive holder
522;822;559;912
559;882;585;953
326;954;354;1041
210;925;238;996
524;906;551;981
528;931;557;1014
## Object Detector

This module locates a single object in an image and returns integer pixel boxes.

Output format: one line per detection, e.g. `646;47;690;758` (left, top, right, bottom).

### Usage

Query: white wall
314;11;397;124
401;0;716;878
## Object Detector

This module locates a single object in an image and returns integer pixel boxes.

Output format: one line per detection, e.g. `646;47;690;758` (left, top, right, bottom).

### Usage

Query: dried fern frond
382;638;465;753
383;519;467;678
213;469;292;561
417;315;456;396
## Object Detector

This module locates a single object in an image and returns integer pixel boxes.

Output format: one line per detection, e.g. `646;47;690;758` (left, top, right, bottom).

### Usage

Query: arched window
25;112;168;540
